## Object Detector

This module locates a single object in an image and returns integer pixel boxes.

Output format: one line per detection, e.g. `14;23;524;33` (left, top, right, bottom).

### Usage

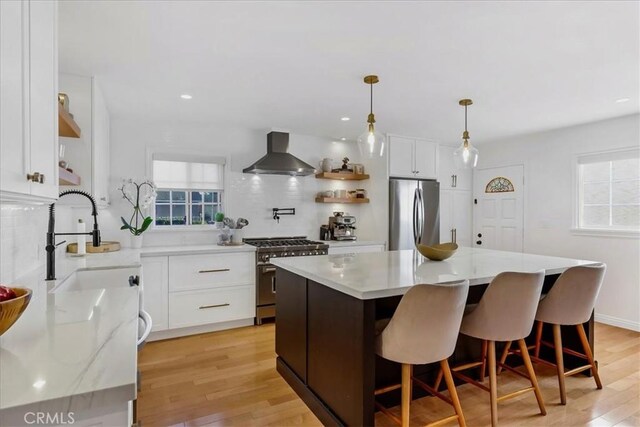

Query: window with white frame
577;148;639;231
151;154;225;227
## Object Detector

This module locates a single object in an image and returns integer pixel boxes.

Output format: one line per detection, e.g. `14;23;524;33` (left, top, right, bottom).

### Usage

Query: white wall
477;114;640;331
101;118;388;247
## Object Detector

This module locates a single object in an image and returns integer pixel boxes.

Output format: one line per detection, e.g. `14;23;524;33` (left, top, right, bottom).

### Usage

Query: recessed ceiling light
615;97;630;103
180;94;192;100
341;137;346;141
32;380;46;389
341;117;350;121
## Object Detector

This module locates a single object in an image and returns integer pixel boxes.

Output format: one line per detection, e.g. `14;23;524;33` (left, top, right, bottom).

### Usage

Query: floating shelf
315;172;370;181
315;197;370;204
59;167;81;185
58;103;81;138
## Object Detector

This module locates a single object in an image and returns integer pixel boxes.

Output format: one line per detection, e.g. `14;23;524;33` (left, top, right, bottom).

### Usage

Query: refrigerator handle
417;188;425;244
413;188;419;244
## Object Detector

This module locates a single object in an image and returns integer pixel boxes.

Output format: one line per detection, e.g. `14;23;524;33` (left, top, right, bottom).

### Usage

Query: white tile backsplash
0;203;74;284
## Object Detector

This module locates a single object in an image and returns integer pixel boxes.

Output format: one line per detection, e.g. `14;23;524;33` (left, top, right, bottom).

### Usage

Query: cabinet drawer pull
199;303;230;309
26;172;45;183
263;267;276;273
198;268;230;273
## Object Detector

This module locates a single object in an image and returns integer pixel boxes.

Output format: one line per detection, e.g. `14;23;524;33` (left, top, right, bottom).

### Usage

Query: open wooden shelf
59;167;81;185
58;103;81;138
315;197;370;204
315;172;370;181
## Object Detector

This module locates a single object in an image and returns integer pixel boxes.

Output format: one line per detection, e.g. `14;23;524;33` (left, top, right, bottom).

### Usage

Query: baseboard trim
147;318;255;341
595;313;640;332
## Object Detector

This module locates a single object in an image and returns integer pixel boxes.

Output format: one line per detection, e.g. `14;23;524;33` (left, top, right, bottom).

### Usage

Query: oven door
257;264;277;306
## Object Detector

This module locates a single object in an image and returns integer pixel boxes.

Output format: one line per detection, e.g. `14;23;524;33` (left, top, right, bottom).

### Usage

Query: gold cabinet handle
199;303;230;309
27;172;45;183
198;268;230;273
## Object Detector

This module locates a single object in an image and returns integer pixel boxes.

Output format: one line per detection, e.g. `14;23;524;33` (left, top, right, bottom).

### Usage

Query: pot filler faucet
46;190;101;280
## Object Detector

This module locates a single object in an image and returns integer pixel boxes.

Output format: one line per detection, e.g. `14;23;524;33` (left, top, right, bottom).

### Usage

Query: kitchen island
271;247;599;427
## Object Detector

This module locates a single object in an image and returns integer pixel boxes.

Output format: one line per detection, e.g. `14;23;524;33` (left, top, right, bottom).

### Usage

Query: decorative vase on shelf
131;234;144;249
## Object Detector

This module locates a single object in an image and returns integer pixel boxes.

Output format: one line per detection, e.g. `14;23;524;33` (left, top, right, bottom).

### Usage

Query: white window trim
146;146;229;232
572;146;640;238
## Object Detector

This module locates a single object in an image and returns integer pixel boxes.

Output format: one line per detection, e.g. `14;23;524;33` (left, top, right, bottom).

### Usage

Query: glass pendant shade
357;126;385;158
453;141;479;169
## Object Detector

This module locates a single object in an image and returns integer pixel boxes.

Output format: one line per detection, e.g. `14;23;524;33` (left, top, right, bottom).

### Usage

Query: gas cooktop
244;236;327;249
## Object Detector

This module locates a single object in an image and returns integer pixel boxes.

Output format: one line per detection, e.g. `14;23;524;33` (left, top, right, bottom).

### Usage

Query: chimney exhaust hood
243;132;316;176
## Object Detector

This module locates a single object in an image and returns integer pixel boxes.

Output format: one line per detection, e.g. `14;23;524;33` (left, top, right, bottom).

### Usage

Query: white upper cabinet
438;145;471;190
0;0;58;202
388;135;438;179
58;74;111;207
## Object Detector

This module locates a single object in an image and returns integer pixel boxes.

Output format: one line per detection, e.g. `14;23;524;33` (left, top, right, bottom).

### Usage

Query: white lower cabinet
169;285;254;329
142;251;255;338
141;256;168;332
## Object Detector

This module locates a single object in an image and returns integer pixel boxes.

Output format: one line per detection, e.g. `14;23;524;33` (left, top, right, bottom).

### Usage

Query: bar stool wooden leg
496;341;512;375
577;323;603;389
488;340;498;427
434;368;444;391
480;340;488;381
518;339;547;416
552;324;567;405
441;359;467;427
534;321;543;359
401;363;411;427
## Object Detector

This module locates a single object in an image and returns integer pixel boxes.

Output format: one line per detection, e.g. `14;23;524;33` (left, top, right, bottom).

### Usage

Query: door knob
477;233;482;238
476;240;482;245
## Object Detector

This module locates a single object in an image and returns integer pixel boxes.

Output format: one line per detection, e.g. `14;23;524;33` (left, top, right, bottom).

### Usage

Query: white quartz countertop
325;240;386;248
140;244;256;257
270;247;599;300
0;250;141;417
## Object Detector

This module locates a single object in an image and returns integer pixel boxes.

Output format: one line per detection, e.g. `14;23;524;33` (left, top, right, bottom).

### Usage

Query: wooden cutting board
66;241;121;253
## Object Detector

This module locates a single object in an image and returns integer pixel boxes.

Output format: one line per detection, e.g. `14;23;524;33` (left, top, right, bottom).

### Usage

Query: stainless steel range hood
243;132;316;176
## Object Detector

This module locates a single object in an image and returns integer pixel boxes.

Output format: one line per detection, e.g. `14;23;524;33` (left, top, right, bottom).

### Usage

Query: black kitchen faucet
46;190;101;280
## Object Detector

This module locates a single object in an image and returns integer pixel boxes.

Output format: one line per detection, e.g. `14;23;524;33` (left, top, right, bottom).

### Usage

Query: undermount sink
52;266;141;293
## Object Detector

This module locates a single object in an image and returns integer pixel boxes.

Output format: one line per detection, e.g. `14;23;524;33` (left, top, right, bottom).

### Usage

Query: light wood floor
138;323;639;426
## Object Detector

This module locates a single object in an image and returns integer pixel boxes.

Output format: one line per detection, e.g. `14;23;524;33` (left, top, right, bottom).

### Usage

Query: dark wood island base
275;268;595;427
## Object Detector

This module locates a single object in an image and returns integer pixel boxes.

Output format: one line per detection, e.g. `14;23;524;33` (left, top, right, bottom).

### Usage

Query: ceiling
59;1;639;144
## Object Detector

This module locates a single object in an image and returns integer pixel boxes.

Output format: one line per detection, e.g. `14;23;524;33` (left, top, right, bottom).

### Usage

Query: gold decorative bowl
416;242;459;261
0;287;32;336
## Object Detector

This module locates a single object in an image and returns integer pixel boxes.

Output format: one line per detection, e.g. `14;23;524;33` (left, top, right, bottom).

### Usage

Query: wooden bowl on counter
0;287;32;336
416;242;459;261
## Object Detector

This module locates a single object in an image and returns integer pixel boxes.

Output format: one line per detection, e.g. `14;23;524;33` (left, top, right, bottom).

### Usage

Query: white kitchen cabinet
58;74;111;207
0;0;58;202
143;251;255;338
388;134;438;179
440;189;472;247
438;145;472;191
141;256;169;332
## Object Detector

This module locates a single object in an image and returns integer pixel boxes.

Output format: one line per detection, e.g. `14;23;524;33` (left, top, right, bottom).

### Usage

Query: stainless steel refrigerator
389;179;440;250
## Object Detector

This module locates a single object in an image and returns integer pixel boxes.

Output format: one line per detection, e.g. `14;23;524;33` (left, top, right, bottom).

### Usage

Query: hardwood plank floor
138;323;639;426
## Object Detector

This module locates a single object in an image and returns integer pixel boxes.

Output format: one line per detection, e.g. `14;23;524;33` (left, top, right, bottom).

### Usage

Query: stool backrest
536;263;606;325
461;270;545;342
376;280;469;365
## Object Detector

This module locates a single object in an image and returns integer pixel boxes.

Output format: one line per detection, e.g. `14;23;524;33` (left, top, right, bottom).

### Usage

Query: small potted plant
119;179;157;249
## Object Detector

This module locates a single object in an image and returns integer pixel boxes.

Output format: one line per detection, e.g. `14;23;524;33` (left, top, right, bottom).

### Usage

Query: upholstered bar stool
500;264;606;405
447;271;546;427
375;281;469;427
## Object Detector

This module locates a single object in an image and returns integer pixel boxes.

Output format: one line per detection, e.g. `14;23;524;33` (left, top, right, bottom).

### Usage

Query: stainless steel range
244;236;329;325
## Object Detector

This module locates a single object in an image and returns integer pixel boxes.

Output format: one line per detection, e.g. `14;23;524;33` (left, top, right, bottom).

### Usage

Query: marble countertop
324;240;386;248
140;243;256;257
0;251;141;417
270;247;599;300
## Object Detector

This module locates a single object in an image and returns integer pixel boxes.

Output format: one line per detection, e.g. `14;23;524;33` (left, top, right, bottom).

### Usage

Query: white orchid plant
119;178;157;236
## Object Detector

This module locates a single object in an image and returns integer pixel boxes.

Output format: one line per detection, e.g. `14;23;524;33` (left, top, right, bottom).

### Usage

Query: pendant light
453;99;479;169
357;75;385;158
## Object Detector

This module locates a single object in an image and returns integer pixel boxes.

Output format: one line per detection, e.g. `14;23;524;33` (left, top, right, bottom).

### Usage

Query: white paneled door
473;165;524;252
